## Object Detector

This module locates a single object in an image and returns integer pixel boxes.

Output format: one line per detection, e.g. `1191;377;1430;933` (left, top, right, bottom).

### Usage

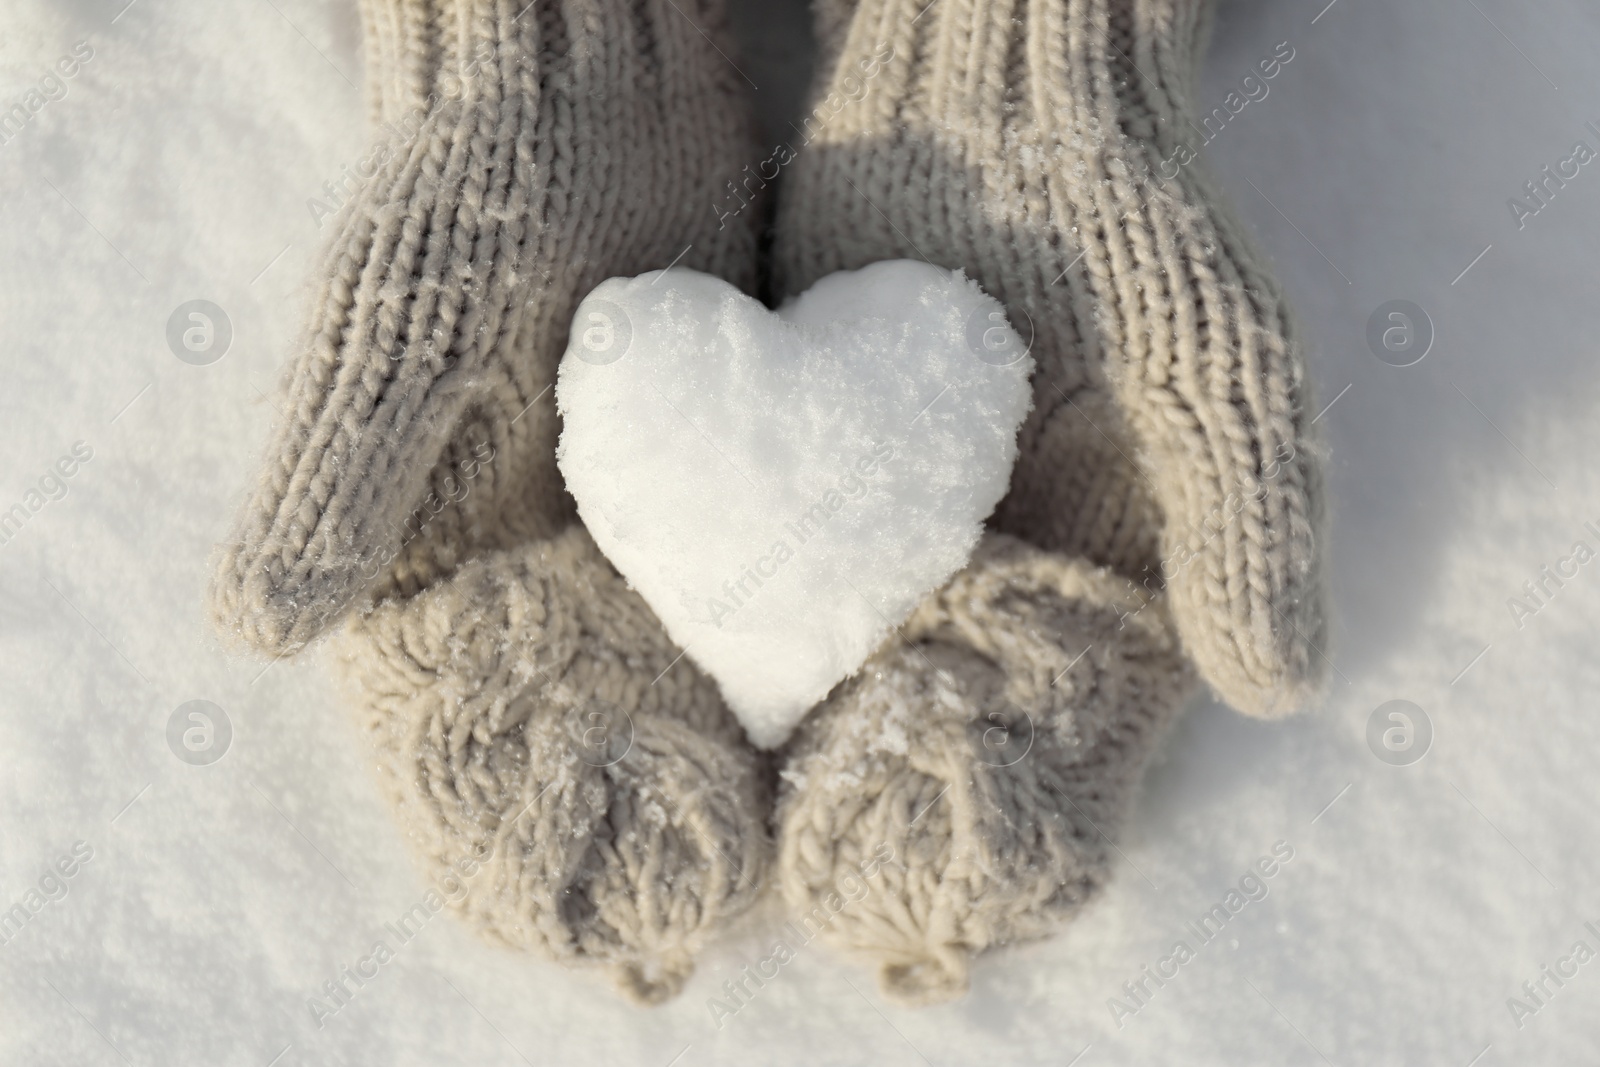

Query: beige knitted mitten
773;0;1327;1002
210;0;770;1003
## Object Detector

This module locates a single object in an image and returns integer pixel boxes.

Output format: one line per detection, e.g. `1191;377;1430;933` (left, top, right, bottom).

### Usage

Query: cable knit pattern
778;535;1193;1003
775;0;1328;716
207;0;1331;1009
338;527;768;1003
772;0;1328;1002
208;0;771;1002
211;0;760;654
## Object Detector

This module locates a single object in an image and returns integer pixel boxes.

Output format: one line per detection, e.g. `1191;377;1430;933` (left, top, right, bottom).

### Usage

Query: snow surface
2;0;1599;1064
556;263;1031;748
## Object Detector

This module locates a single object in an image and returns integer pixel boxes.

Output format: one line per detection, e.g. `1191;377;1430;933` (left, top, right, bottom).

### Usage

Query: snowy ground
2;0;1598;1064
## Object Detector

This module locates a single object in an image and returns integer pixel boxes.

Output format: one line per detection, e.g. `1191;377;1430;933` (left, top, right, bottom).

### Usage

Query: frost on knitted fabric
555;261;1033;748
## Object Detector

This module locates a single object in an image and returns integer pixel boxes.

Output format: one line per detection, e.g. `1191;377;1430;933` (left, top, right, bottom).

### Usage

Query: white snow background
1;0;1598;1064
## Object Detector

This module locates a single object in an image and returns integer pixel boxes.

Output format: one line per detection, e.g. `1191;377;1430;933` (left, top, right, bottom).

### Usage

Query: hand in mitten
211;0;771;1003
772;0;1327;1002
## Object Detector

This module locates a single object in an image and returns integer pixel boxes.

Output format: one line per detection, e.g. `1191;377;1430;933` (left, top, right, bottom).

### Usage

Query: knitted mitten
210;0;769;1003
772;0;1326;1002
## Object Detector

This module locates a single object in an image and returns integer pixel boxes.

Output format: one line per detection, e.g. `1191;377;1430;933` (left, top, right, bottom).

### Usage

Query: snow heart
556;261;1033;747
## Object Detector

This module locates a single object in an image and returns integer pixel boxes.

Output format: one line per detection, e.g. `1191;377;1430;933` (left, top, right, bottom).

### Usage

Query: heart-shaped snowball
556;260;1033;748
